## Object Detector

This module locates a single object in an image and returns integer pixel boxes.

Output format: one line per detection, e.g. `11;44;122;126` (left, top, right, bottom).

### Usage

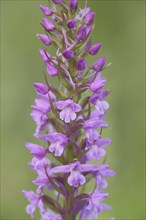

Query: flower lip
50;161;98;187
56;99;82;123
41;133;68;157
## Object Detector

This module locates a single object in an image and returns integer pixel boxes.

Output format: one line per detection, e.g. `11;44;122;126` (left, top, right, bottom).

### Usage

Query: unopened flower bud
69;0;78;11
39;49;51;62
42;18;56;32
51;14;59;22
76;27;86;41
92;57;106;72
76;58;87;70
67;19;76;29
52;0;63;4
86;26;93;36
33;82;49;95
85;40;91;51
37;34;51;46
84;12;95;26
89;43;102;55
46;62;58;76
63;49;74;59
40;5;52;16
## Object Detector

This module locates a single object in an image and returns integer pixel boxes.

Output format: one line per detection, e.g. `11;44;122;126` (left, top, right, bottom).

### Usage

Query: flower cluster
23;1;115;219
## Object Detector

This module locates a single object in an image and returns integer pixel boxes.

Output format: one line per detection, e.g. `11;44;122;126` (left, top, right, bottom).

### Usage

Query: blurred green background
1;0;145;219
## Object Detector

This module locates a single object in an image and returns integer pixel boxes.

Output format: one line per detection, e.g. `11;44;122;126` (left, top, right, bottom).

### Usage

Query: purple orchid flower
90;89;109;104
89;72;107;92
85;138;112;162
56;99;82;123
22;190;41;218
80;191;110;219
45;62;58;76
83;117;108;144
25;142;48;160
32;97;50;114
32;168;52;193
93;99;109;116
30;109;48;137
28;157;51;173
51;161;98;187
95;164;116;179
41;132;68;156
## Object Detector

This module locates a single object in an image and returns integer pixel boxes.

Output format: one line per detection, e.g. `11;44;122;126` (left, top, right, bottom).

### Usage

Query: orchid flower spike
23;1;115;220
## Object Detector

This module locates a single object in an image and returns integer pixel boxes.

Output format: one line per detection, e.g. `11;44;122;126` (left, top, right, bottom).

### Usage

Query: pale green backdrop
1;0;145;219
